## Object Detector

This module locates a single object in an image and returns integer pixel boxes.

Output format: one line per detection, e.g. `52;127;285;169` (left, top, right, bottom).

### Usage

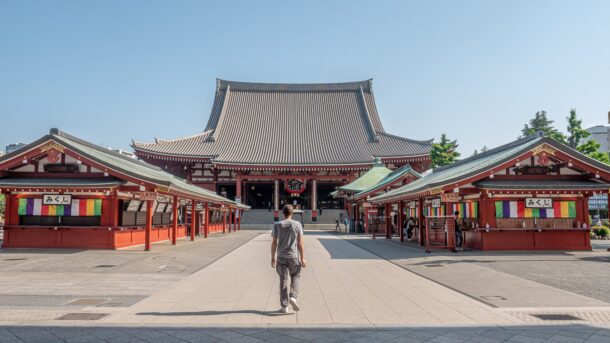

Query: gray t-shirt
272;219;303;259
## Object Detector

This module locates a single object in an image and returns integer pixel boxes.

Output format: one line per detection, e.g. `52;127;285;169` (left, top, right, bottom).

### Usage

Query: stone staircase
240;209;347;225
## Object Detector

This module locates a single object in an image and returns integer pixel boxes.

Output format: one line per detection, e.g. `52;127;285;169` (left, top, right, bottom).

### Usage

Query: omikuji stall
0;129;248;250
370;133;610;251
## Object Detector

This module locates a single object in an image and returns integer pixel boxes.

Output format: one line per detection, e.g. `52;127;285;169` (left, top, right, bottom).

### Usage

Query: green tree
431;133;460;168
577;139;610;164
521;110;566;143
566;108;590;149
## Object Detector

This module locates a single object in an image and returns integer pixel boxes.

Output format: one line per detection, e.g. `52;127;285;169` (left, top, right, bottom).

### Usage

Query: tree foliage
566;108;590;149
521;110;566;143
431;133;461;168
521;109;608;164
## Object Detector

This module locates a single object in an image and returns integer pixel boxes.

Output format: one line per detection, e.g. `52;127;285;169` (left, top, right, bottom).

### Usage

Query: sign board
235;196;241;204
431;198;441;208
408;201;416;209
134;192;157;201
195;202;204;211
441;193;460;202
43;194;72;205
43;164;79;173
285;178;306;194
525;198;552;208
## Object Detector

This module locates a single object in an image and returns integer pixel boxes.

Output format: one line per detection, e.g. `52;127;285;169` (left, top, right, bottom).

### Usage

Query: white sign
43;194;72;205
235;196;241;204
408;201;416;209
431;198;441;208
525;198;553;208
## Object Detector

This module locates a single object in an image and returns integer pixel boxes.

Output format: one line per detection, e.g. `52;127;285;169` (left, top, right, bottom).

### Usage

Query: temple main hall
133;79;433;221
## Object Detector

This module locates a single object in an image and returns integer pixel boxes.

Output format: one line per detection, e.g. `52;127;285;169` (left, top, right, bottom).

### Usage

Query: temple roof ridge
215;78;373;93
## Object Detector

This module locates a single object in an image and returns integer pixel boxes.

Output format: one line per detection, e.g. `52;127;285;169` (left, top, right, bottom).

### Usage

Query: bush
595;226;610;238
590;230;597;239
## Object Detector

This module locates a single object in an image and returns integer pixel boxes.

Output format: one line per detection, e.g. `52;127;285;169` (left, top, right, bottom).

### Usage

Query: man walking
271;205;306;313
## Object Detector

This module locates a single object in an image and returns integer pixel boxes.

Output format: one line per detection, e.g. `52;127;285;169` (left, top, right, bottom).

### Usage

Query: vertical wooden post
311;179;317;222
233;208;237;232
223;208;226;234
145;200;153;251
238;209;241;231
273;179;279;221
228;209;233;233
172;196;178;245
385;203;392;239
399;200;405;242
190;200;196;241
204;202;209;238
418;198;424;246
3;192;12;226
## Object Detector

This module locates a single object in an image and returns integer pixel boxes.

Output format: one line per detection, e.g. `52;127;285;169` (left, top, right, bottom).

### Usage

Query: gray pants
276;257;301;308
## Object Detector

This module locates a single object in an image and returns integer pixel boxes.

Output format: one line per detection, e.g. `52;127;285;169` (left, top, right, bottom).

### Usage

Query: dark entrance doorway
247;183;273;209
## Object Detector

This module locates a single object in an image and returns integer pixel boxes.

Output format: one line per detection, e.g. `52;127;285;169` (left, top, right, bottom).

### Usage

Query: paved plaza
1;229;610;342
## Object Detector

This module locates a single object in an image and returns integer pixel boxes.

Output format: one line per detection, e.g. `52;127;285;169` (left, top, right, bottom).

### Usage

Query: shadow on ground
1;324;610;342
138;310;292;317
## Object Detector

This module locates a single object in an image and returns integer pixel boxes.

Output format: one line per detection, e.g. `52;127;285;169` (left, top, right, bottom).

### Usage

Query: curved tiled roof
133;79;432;165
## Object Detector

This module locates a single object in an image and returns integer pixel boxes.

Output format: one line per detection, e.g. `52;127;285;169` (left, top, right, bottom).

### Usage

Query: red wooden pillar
399;200;405;242
364;205;369;234
3;192;12;226
145;200;153;251
385;203;392;239
172;196;178;245
233;208;237;232
204;202;209;238
190;200;196;241
223;209;226;234
227;207;233;233
583;196;590;228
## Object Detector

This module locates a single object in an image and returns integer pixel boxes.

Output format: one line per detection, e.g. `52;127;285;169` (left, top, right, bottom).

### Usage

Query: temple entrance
246;183;273;209
318;182;344;209
216;184;236;201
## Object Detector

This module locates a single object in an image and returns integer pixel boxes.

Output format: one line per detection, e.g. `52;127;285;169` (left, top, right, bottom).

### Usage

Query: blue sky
1;0;609;156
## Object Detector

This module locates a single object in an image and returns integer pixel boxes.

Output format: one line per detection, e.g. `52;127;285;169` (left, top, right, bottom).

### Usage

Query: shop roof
370;134;610;203
473;179;610;190
0;129;249;209
353;164;422;200
338;160;393;193
0;177;125;188
132;79;432;165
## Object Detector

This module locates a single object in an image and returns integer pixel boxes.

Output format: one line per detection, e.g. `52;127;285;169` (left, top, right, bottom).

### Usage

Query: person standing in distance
271;205;306;313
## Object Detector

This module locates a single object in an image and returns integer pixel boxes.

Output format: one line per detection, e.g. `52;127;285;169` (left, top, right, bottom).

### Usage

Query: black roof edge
215;78;374;93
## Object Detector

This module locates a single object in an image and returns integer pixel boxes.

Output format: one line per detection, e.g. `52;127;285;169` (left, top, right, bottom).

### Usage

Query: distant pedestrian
271;205;306;313
404;216;416;240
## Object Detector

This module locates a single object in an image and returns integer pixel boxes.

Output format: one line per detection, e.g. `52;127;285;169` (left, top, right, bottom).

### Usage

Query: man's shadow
138;310;293;317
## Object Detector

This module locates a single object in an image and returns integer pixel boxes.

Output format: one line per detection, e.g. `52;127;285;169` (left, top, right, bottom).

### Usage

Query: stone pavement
104;231;518;326
2;230;610;342
2;324;610;342
343;236;610;309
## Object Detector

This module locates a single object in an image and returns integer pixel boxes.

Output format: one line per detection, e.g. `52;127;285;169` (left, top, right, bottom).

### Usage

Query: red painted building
370;133;610;251
132;79;433;221
0;129;247;250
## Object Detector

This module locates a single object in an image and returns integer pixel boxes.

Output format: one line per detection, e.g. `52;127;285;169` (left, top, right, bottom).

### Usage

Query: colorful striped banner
451;202;479;218
18;198;102;216
406;207;419;218
424;205;445;217
494;200;576;219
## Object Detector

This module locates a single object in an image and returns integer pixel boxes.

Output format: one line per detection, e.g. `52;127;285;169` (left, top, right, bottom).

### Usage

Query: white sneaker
279;306;288;313
289;297;300;311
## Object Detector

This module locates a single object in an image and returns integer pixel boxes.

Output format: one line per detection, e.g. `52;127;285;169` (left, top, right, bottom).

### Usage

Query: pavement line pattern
103;231;520;326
